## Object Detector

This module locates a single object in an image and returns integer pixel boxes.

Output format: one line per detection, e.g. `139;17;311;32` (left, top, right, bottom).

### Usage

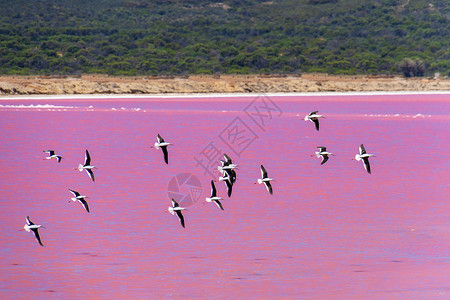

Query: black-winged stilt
304;111;324;131
168;198;186;228
68;189;90;213
257;165;274;195
152;134;172;164
24;216;44;246
78;149;95;182
206;180;224;210
355;144;373;174
315;146;334;165
43;150;62;163
217;173;233;197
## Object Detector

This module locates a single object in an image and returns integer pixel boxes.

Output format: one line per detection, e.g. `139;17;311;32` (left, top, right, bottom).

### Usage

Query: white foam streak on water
0;104;77;109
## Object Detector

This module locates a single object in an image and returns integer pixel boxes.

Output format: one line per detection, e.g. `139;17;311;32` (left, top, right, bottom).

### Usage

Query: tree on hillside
398;58;425;77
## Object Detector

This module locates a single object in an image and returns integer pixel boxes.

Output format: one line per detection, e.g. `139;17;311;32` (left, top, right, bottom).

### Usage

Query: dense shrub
0;0;448;75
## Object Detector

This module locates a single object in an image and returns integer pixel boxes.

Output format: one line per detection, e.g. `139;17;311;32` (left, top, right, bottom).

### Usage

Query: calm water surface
0;94;449;299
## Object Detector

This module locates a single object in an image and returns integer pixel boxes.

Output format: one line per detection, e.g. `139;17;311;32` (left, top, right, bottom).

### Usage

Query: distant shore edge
1;74;449;96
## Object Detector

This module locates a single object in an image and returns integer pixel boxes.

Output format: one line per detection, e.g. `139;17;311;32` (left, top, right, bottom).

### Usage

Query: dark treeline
0;0;448;76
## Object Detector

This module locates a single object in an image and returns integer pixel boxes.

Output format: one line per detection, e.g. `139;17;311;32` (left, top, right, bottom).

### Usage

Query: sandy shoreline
0;91;449;101
0;74;449;96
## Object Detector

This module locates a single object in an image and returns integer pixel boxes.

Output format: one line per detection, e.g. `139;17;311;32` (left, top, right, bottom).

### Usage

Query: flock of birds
24;110;375;245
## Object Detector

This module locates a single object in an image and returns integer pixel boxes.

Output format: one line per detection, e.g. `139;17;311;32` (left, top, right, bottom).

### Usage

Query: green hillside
0;0;448;76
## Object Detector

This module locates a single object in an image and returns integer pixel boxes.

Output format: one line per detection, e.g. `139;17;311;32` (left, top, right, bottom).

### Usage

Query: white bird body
218;175;228;182
168;206;186;214
78;164;95;170
45;155;61;160
258;178;273;184
355;153;373;160
315;151;332;157
218;163;237;171
24;224;42;232
206;196;222;202
154;141;171;149
304;113;323;121
70;195;86;201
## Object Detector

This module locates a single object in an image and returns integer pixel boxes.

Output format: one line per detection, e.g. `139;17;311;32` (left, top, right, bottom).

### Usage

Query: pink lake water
0;93;449;299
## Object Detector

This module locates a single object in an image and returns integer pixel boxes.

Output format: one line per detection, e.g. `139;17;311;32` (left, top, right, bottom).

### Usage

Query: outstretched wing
265;181;273;195
312;118;320;131
225;178;233;197
86;169;95;182
68;189;80;197
26;216;33;226
210;180;217;198
224;153;232;164
225;168;235;184
317;146;326;152
320;154;329;165
260;165;268;178
214;199;224;211
230;169;237;184
176;211;185;228
32;228;44;246
161;146;169;164
57;156;62;163
157;134;164;143
84;149;91;166
309;111;319;116
79;198;90;213
359;144;366;155
362;157;371;174
171;198;179;208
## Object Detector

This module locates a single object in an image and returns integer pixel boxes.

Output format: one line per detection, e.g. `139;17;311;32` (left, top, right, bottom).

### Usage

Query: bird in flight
304;111;324;131
152;134;172;164
77;149;96;182
43;150;62;163
23;216;44;246
168;198;186;228
257;165;274;195
354;144;374;174
68;189;90;213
